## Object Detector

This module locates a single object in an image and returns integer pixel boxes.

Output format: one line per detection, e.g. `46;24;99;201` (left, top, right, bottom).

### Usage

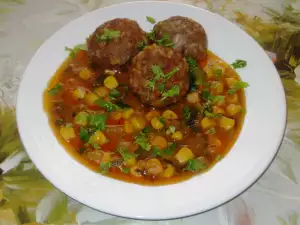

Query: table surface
0;0;300;224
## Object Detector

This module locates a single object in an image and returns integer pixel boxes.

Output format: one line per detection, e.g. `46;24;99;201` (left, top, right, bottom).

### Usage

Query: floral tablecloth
0;0;300;224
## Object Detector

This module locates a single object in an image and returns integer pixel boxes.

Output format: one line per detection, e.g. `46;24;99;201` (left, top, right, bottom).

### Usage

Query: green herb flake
96;29;121;42
88;114;107;130
164;142;177;155
157;83;165;93
120;167;130;174
161;85;180;100
118;148;136;162
231;59;247;69
146;30;156;41
164;67;180;79
137;40;147;51
166;125;176;135
212;95;225;104
201;89;213;101
145;80;155;90
109;89;120;98
135;129;152;151
214;68;223;77
48;83;62;95
65;43;87;58
152;65;165;80
156;34;174;47
146;16;156;24
94;99;120;112
79;127;90;142
159;116;166;124
186;57;197;73
99;162;112;174
228;81;249;95
184;158;207;172
183;105;191;121
152;146;162;156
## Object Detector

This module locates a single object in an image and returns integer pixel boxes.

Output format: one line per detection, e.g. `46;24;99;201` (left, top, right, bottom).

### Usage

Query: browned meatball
87;18;147;69
129;44;189;108
154;16;208;61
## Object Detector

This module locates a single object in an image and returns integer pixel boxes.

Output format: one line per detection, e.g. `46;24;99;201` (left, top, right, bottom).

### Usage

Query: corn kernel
211;82;224;95
124;120;133;133
79;68;93;80
125;157;136;167
226;93;239;104
226;104;242;116
201;117;216;130
104;76;119;89
84;92;99;106
162;110;178;120
163;164;175;178
151;117;164;130
219;116;235;130
186;92;200;104
213;106;225;115
94;86;109;98
131;116;146;131
151;136;168;149
226;78;238;89
146;158;163;176
146;110;160;121
60;127;76;141
72;87;86;100
74;111;89;126
171;131;183;141
175;147;194;164
123;108;134;119
90;131;107;145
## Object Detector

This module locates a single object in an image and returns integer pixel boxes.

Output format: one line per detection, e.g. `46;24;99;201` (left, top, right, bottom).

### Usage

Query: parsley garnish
118;148;136;162
152;65;165;80
65;44;87;58
161;85;180;100
137;40;147;51
186;57;197;73
146;16;156;24
183;105;191;121
79;127;89;142
89;114;107;130
157;83;165;93
215;68;223;77
94;99;120;112
96;29;120;42
145;80;155;91
184;158;207;172
120;167;130;174
48;83;62;95
135;128;152;151
201;90;224;104
156;34;174;47
228;81;249;95
146;30;156;41
99;162;112;174
164;67;180;79
109;89;120;98
152;143;176;156
231;59;247;69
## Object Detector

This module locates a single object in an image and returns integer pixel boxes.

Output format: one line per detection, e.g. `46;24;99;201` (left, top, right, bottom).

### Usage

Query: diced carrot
69;137;83;150
123;134;133;142
199;58;207;68
73;50;89;67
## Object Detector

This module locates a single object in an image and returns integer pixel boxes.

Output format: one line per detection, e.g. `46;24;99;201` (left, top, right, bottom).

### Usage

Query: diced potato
84;92;99;105
146;110;160;121
201;117;216;130
104;76;119;89
211;82;224;95
213;106;225;115
72;87;86;100
110;111;122;120
162;110;178;120
219;116;235;130
146;158;163;176
94;86;109;98
151;117;164;130
79;68;93;80
226;104;242;116
175;147;194;164
163;164;175;178
226;93;239;104
123;108;134;119
131;116;146;131
104;69;116;76
60;126;76;141
151;136;168;149
171;131;183;141
226;78;238;89
74;111;89;126
186;92;200;104
124;120;133;133
90;131;107;145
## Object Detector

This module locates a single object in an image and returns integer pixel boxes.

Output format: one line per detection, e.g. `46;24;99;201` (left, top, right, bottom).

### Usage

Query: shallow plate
17;1;286;220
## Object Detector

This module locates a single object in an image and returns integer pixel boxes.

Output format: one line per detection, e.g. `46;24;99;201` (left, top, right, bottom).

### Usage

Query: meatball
129;44;189;108
87;18;147;69
154;16;208;61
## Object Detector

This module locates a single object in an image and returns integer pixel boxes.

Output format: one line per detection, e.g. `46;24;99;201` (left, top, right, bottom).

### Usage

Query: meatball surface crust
154;16;208;61
129;44;189;108
87;18;147;69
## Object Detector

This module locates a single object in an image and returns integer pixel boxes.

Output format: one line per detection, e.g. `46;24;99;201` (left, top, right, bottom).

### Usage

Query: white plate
16;1;286;220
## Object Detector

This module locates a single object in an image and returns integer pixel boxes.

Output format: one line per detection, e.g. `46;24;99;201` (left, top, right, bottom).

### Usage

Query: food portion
153;16;208;61
87;18;147;69
44;16;248;185
129;44;189;107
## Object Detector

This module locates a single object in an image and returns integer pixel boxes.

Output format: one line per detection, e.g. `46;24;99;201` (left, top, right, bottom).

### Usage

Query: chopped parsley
186;57;197;73
201;90;224;104
184;158;207;172
99;162;112;174
137;40;147;51
88;114;107;131
109;89;120;98
158;116;166;124
152;65;165;80
135;128;152;151
228;81;249;95
212;95;225;104
166;126;176;135
118;148;136;162
145;80;155;90
183;105;191;121
146;30;156;41
120;167;130;174
146;16;156;24
156;34;174;47
48;83;62;95
161;85;180;100
164;67;180;79
96;29;120;42
214;68;223;77
157;83;165;93
65;44;87;58
152;143;176;156
79;127;90;142
231;59;247;69
94;99;120;112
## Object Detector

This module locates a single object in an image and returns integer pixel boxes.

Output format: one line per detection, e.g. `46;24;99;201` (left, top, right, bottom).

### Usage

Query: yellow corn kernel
201;117;216;130
151;117;164;130
213;106;225;115
123;108;134;119
90;131;107;145
84;92;99;105
186;92;200;104
151;136;168;149
94;86;109;98
72;87;86;100
146;110;160;121
226;104;242;116
104;76;119;89
219;116;235;130
104;69;116;76
131;116;146;131
110;111;122;120
60;127;76;141
175;147;194;164
163;164;175;178
226;93;239;104
124;120;133;133
130;165;142;177
162;110;178;120
205;68;214;80
79;68;93;80
101;152;111;164
171;131;183;141
211;82;224;95
146;158;163;176
226;78;238;89
125;157;136;167
74;111;89;126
